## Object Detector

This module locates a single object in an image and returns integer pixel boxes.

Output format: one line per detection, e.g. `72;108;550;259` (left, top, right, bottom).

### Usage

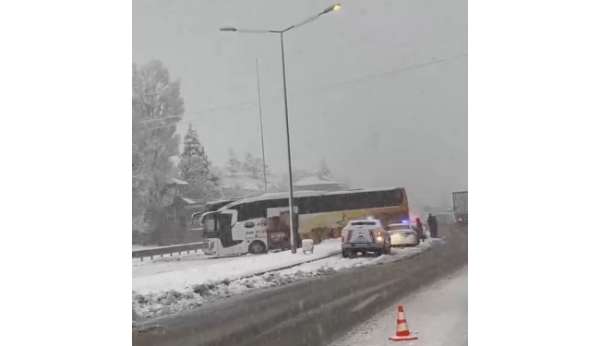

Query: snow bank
133;239;437;321
133;238;342;294
132;244;160;251
279;240;434;275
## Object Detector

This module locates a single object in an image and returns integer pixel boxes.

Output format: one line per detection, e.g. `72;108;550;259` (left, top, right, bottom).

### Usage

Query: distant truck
452;191;468;224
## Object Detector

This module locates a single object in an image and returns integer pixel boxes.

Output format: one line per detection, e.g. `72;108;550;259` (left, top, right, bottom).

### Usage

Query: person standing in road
415;217;425;242
427;213;438;238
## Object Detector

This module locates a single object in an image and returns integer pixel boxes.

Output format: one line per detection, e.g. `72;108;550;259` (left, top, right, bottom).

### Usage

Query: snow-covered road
329;265;467;346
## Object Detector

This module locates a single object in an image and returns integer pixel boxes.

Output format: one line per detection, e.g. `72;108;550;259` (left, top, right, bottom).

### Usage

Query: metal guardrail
132;241;208;261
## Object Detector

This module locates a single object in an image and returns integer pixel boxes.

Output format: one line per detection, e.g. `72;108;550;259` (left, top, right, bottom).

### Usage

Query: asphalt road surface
133;224;467;346
329;265;468;346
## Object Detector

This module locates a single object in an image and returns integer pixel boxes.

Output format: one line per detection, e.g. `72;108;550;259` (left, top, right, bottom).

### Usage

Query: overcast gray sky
133;0;467;209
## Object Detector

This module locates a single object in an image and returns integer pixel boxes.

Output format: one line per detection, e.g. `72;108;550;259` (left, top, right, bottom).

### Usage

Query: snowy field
133;239;439;321
329;265;467;346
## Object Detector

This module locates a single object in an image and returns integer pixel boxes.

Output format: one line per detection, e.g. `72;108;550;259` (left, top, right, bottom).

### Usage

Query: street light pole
220;3;341;254
255;59;268;193
278;31;297;252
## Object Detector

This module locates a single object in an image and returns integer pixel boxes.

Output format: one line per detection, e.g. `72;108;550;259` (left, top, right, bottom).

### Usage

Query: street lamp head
219;26;238;32
322;3;342;14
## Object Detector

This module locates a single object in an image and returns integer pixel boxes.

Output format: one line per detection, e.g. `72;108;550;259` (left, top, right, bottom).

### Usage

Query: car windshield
350;221;377;226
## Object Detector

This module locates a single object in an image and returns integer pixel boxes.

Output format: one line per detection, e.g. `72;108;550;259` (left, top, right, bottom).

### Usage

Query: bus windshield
202;212;217;237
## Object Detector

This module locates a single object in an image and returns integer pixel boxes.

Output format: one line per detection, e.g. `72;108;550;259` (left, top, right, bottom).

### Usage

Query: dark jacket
427;215;438;237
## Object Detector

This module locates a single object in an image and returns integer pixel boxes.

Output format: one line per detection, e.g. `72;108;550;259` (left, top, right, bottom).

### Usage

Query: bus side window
386;190;402;206
322;195;338;212
397;189;404;203
342;192;362;210
254;200;268;218
347;193;362;210
303;196;319;214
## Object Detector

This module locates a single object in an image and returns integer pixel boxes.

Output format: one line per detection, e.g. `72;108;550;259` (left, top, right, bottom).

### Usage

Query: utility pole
279;32;296;252
255;59;268;193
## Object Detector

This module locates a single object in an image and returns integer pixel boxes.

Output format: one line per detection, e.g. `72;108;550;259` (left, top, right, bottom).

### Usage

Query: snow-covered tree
132;60;184;236
242;152;263;179
225;148;242;176
178;124;219;200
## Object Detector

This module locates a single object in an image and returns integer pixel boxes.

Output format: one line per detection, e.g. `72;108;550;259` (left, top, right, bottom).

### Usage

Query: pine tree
226;148;242;176
242;152;262;178
178;124;219;201
179;124;209;180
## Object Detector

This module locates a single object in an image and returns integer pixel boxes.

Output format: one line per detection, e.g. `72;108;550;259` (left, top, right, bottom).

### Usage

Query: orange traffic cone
389;305;418;342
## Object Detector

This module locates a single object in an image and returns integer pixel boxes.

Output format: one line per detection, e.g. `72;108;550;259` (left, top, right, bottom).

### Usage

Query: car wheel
248;241;266;254
342;249;350;258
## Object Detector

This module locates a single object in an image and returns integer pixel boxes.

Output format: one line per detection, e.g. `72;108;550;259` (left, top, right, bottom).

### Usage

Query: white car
341;218;391;257
388;223;419;247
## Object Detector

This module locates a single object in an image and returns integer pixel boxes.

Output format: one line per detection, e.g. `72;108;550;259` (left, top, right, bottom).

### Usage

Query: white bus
195;187;409;257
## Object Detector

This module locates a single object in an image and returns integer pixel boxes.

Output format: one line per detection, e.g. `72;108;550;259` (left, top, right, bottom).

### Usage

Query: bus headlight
376;236;384;243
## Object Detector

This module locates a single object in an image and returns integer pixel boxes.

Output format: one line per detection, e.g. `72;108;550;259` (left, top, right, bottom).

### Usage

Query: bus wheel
249;241;266;254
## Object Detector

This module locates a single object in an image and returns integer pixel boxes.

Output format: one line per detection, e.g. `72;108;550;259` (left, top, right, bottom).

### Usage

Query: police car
387;221;419;247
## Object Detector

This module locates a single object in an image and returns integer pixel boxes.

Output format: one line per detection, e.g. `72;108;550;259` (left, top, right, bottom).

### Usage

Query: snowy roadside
133;239;440;321
132;245;156;251
133;238;342;294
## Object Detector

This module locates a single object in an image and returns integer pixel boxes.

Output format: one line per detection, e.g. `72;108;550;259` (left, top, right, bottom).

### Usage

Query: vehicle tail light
372;230;384;243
